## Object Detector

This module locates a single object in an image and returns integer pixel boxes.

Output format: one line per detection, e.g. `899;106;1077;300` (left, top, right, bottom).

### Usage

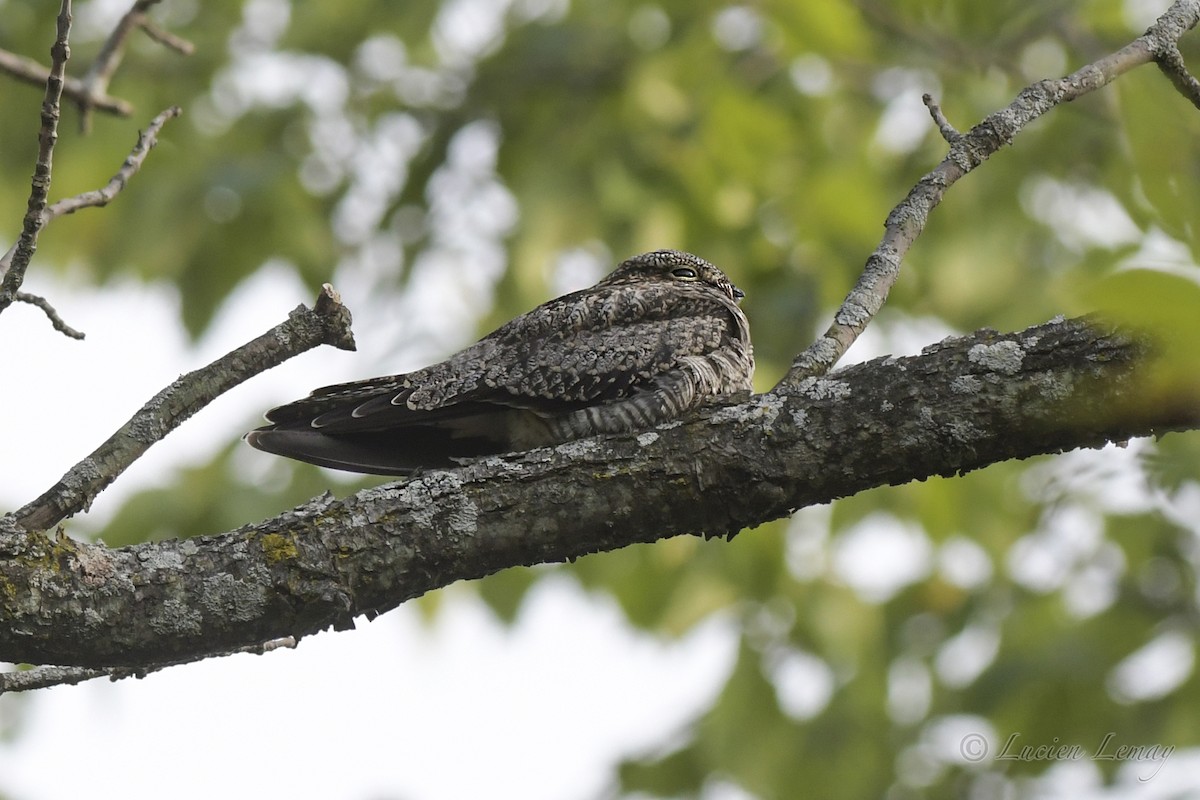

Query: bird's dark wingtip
244;428;271;448
244;426;422;476
244;427;301;459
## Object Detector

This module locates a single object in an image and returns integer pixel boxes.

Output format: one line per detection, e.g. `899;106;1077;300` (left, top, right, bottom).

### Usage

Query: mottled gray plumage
246;250;754;474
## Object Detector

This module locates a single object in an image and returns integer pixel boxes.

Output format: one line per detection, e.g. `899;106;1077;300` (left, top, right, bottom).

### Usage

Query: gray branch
0;49;133;118
0;0;192;128
77;0;190;132
10;285;356;533
13;291;84;339
1;106;182;280
42;107;182;221
0;317;1193;671
1154;42;1200;108
0;0;73;319
778;0;1200;387
0;637;296;695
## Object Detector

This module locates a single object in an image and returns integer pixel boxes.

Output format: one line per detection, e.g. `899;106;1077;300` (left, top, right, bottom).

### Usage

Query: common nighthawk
246;250;754;474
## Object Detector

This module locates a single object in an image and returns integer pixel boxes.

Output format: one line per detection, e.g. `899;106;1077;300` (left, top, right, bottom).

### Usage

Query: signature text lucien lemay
993;732;1173;781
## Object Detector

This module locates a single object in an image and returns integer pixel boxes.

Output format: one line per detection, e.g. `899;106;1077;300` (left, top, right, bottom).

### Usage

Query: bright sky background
0;575;737;800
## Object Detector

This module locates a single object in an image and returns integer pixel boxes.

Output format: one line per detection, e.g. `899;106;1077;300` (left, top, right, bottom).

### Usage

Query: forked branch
0;0;73;319
775;0;1200;389
11;286;356;533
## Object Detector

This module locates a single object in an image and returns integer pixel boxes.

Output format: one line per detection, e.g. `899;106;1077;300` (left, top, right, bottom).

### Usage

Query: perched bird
246;249;754;475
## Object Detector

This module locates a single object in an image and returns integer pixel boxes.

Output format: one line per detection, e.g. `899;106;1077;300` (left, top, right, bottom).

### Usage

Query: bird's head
601;250;746;303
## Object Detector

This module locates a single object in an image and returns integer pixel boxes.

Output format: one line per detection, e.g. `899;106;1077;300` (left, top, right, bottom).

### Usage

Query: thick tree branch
778;0;1200;388
10;285;356;533
0;0;1194;695
0;317;1193;670
0;1;72;319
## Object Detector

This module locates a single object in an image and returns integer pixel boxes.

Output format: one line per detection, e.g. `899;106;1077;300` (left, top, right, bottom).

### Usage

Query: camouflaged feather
247;249;754;474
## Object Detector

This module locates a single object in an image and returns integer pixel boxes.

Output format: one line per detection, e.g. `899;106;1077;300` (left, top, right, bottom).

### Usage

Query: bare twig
14;292;85;339
1155;43;1200;109
775;0;1200;389
0;637;297;695
138;17;196;56
12;286;356;532
78;0;173;133
0;1;73;319
0;106;182;275
0;49;134;117
922;93;961;142
0;664;105;693
49;106;182;218
0;0;192;125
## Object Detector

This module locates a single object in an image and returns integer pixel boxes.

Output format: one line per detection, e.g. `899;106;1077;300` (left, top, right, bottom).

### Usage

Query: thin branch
0;0;73;318
775;0;1200;389
0;106;182;275
13;292;85;339
138;17;196;56
0;49;133;117
922;93;961;142
0;0;192;126
0;664;105;693
83;0;165;90
11;286;356;533
1155;43;1200;109
48;106;182;219
78;0;172;133
0;637;297;695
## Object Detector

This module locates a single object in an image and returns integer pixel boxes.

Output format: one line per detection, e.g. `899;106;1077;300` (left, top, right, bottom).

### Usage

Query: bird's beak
731;284;745;301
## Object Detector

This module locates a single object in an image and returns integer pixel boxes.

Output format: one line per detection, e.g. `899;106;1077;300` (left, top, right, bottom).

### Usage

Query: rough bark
0;316;1192;669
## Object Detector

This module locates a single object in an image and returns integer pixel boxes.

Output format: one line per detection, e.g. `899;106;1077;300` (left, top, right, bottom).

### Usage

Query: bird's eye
672;267;698;279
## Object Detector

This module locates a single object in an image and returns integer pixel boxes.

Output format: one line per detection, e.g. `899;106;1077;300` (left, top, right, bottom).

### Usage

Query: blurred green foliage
3;0;1200;797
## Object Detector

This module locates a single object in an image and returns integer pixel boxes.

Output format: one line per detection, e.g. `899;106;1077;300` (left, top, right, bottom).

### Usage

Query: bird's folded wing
407;313;727;410
259;281;738;430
